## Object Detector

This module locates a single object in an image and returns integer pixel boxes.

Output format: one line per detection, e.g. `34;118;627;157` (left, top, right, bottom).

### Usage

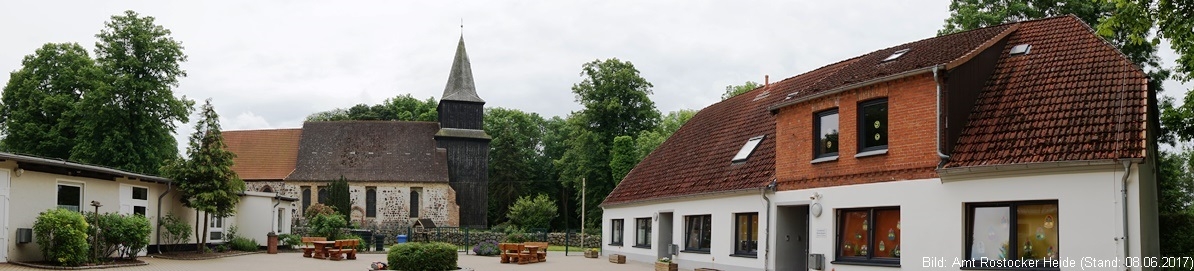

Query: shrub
309;213;347;240
304;203;336;219
503;229;530;243
87;212;151;260
279;233;302;247
388;242;457;271
347;234;367;250
228;237;259;252
34;208;89;266
472;240;499;256
506;194;557;230
215;244;230;252
159;214;191;251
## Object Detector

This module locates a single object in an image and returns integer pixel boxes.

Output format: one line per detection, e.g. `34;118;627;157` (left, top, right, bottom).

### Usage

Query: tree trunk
201;213;210;253
194;209;202;252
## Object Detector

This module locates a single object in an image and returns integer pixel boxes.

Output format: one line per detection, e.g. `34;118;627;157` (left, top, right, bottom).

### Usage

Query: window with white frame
56;182;83;212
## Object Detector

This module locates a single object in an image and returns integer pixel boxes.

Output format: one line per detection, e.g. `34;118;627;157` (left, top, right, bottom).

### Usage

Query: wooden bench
300;237;327;258
327;239;359;261
524;242;549;262
499;243;532;264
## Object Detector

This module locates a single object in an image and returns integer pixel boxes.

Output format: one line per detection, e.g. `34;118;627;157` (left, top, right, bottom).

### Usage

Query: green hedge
387;242;457;271
34;208;90;266
229;237;259;252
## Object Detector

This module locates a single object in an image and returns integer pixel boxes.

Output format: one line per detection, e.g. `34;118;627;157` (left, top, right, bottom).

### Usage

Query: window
734;213;759;256
836;207;899;266
883;49;910;62
410;187;422;218
134;206;147;216
209;216;225;241
684;215;712;252
317;186;329;203
57;182;83;212
814;109;840;158
132;187;148;200
858;99;888;152
610;219;624;246
732;136;765;163
635;218;651;248
261;185;274;193
301;186;311;214
966;201;1059;268
366;187;377;218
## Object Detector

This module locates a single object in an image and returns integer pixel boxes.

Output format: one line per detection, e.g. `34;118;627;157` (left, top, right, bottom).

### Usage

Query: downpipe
762;180;777;271
154;181;172;254
933;66;950;167
1119;160;1132;271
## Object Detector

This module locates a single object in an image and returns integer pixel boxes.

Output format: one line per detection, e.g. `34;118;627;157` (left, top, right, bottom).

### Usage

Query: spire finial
460;18;464;36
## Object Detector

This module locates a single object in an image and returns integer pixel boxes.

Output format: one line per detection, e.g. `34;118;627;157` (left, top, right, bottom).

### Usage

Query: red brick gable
945;16;1148;168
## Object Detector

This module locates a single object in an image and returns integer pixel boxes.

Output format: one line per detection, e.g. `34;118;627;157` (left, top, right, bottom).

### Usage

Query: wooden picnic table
312;241;336;259
523;246;540;264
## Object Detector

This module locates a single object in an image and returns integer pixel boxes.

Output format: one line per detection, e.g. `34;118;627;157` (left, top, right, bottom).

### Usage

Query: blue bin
396;234;408;244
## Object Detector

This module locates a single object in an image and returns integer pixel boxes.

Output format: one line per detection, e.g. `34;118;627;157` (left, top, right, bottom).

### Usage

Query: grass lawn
545;245;594;252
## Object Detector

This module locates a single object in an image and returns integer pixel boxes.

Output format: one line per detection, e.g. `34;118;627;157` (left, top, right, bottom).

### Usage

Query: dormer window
732;136;765;163
882;49;910;62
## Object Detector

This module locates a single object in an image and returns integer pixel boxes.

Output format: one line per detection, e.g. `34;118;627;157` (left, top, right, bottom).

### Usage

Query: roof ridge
223;127;302;133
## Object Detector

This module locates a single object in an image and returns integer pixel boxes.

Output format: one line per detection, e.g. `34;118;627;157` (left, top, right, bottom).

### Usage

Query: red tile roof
222;128;303;180
944;16;1148;167
604;15;1148;205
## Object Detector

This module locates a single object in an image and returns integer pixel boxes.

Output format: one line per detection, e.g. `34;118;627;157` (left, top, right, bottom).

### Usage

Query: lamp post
90;201;102;263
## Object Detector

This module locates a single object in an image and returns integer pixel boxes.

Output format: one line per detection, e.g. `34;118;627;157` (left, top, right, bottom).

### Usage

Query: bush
279;233;302;247
309;213;347;240
34;208;90;266
506;194;557;230
503;229;530;243
228;237;259;252
159;214;191;251
388;242;457;271
304;203;336;219
101;213;150;259
472;240;499;256
347;234;367;250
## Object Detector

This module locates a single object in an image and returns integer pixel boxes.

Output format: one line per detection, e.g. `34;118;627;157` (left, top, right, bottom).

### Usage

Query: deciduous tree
721;81;760;100
0;43;99;158
73;10;193;175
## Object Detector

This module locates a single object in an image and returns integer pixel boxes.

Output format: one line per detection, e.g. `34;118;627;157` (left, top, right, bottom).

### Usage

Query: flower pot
609;254;626;264
655;262;678;271
584;250;599;258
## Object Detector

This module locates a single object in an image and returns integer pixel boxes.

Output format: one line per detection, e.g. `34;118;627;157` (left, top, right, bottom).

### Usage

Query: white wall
604;192;766;271
604;164;1149;271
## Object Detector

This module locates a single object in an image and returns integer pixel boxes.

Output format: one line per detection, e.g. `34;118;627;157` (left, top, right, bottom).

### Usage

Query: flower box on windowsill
655;262;678;271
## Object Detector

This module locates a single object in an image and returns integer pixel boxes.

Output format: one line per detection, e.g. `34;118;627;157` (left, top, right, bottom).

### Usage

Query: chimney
765;75;770;89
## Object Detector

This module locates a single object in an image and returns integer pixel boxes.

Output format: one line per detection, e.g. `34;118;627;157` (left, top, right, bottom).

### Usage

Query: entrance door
776;205;810;271
657;212;673;259
118;184;149;256
0;170;10;262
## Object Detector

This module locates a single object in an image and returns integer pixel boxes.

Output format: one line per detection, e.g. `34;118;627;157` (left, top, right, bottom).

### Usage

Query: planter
608;254;626;264
584;250;599;258
655;262;678;271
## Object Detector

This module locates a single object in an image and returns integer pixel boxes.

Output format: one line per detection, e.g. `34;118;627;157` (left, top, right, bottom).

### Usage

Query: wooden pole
581;178;586;248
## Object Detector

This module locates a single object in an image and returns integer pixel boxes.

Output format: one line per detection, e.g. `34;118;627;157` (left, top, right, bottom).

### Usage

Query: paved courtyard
0;252;670;271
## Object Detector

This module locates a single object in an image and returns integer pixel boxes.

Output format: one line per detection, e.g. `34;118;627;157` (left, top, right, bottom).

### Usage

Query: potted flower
584;248;600;258
656;257;678;271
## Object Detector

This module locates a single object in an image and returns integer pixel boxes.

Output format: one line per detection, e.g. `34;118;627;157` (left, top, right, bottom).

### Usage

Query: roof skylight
1010;44;1031;55
882;49;911;62
732;135;765;163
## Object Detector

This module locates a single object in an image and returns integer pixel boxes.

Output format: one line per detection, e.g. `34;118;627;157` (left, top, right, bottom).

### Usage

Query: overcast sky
2;1;1190;152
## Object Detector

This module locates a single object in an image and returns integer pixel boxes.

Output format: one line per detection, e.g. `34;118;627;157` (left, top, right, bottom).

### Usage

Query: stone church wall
245;180;459;227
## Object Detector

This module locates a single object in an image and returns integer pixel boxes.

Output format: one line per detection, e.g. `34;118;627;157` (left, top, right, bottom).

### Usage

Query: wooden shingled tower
434;35;491;228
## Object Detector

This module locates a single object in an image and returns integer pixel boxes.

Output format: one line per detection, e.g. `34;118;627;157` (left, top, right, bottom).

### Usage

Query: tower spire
440;34;484;103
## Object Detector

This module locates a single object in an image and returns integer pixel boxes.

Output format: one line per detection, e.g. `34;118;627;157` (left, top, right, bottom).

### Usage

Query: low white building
603;16;1158;271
